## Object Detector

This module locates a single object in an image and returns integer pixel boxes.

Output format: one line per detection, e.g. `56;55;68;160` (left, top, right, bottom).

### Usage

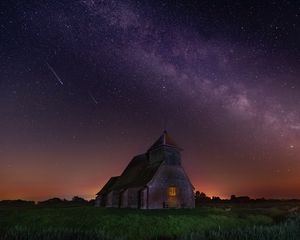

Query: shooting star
46;62;64;85
88;92;98;105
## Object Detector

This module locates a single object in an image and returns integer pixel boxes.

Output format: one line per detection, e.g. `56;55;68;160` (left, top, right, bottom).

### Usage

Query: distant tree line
0;196;95;207
2;193;300;208
0;199;35;207
194;191;300;207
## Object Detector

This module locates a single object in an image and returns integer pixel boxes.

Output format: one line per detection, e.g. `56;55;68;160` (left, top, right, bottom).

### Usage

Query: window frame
168;186;177;196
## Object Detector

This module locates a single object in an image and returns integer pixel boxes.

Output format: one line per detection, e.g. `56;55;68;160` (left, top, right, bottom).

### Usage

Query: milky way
0;1;300;200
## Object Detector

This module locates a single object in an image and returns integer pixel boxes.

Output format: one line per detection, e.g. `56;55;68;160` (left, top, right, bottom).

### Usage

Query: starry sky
1;0;300;201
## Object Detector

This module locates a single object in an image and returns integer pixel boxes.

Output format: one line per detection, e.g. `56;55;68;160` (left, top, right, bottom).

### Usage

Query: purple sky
0;0;300;200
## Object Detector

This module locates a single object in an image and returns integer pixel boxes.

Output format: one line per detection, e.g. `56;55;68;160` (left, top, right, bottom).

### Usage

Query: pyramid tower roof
148;130;181;151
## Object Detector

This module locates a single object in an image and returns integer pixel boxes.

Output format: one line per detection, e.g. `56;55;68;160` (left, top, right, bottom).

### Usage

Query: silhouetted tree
0;200;35;207
72;196;87;203
71;196;89;206
211;196;221;202
230;195;237;202
37;198;71;207
230;195;251;203
88;199;95;206
255;197;266;202
195;191;212;206
237;196;251;203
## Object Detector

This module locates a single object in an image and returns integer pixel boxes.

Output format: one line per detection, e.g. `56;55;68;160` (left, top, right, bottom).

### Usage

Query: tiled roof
97;131;180;196
96;176;119;195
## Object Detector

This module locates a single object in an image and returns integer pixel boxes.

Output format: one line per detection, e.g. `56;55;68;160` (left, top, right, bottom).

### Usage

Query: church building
95;131;195;209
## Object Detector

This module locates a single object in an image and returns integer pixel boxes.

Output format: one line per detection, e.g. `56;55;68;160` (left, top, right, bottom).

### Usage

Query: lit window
168;187;176;196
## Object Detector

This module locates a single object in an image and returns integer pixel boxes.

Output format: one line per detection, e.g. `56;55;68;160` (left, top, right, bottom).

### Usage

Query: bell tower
147;130;182;165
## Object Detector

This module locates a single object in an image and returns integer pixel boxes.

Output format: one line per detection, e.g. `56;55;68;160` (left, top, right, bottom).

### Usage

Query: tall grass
0;206;298;239
181;213;300;240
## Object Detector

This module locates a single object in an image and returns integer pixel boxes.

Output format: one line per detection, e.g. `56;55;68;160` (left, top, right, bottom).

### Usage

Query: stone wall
147;163;195;209
120;190;128;208
106;191;120;207
127;188;139;208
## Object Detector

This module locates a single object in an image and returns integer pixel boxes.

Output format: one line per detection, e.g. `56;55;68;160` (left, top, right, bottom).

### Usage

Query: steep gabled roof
96;176;119;196
110;154;163;190
96;131;182;196
148;130;181;151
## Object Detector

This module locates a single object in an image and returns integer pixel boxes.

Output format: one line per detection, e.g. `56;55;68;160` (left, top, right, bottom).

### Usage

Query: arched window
168;187;176;196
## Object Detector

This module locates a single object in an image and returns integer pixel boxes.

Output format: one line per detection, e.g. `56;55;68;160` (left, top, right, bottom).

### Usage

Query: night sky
1;0;300;201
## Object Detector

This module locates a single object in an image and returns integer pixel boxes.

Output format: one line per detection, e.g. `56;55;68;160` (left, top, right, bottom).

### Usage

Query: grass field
0;203;300;239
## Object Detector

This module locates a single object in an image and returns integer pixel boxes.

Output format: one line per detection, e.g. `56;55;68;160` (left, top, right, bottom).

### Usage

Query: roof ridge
148;130;181;151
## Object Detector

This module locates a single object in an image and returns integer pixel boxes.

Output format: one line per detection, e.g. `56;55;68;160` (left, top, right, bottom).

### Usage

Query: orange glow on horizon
1;143;300;201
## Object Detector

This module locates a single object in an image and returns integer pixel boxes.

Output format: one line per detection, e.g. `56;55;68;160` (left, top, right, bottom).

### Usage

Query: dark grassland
0;202;300;240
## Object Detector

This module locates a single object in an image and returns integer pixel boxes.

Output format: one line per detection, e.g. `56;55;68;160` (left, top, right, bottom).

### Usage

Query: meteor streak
88;92;98;105
46;62;64;85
